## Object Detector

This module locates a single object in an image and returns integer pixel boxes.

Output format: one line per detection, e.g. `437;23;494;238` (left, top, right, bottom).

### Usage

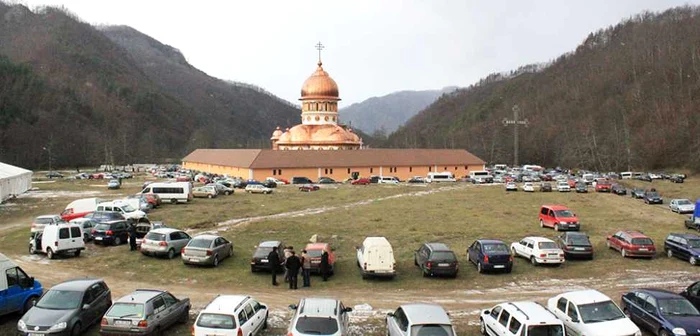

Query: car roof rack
507;302;530;320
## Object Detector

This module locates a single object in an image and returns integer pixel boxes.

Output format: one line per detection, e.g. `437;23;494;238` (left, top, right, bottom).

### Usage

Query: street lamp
42;146;52;173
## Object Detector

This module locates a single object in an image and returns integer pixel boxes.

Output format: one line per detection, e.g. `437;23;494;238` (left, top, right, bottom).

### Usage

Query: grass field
1;175;698;335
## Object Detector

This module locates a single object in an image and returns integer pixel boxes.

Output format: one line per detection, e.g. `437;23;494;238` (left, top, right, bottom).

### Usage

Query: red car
176;176;191;182
299;184;320;192
539;205;580;231
567;179;577;188
142;193;161;207
303;242;336;275
606;230;656;258
595;178;612;192
351;178;371;185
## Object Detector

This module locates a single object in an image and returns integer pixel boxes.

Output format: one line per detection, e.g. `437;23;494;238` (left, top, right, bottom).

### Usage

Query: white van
356;237;396;279
427;172;456;182
60;197;104;221
96;201;148;223
378;176;399;184
620;171;633;179
141;182;192;204
29;223;85;259
469;170;494;184
480;301;565;336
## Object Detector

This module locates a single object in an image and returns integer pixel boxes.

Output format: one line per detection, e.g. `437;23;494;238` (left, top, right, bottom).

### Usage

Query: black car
292;177;313;184
408;177;427;183
232;179;247;188
636;174;653;182
83;211;127;223
556;232;594;260
414;243;458;278
631;187;646;199
318;177;336;184
540;183;553;192
575;182;588;193
369;176;380;184
18;278;111;336
665;233;700;265
643;189;663;204
45;171;64;179
611;184;627;196
670;174;685;183
261;180;278;188
92;220;130;246
250;240;285;272
622;289;700;336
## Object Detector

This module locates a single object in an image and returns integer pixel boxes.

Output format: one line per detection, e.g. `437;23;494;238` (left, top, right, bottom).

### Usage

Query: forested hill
387;6;700;171
0;3;298;169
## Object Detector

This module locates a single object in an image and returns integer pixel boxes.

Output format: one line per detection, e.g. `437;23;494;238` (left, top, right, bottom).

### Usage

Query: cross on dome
315;41;324;66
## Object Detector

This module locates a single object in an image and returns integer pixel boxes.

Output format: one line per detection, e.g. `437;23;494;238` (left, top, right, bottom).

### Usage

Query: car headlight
17;320;27;331
673;327;687;335
49;322;67;331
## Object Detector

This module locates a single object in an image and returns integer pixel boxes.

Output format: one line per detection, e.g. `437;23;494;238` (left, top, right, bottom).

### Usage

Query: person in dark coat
127;223;137;251
268;246;281;286
285;251;302;290
320;250;330;281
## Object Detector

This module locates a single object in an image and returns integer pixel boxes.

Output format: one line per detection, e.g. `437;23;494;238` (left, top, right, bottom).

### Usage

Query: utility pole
502;105;529;167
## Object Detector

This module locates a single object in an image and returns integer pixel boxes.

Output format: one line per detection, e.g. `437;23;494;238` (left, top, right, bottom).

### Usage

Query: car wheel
21;296;37;314
621;249;627;258
530;256;538;266
263;312;269;329
477;262;484;274
225;191;231;195
213;255;219;267
691;257;698;266
207;194;213;199
167;249;175;259
179;307;189;324
667;249;673;258
113;237;121;246
70;322;81;336
47;248;54;259
606;240;611;249
170;198;178;204
74;250;81;257
29;244;36;255
414;257;418;266
511;247;517;256
83;233;89;242
539;219;544;228
480;318;487;335
659;330;672;336
250;265;257;273
623;307;631;318
554;224;560;231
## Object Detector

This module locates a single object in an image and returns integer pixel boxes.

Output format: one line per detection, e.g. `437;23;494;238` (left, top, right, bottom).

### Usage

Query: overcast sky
17;0;700;106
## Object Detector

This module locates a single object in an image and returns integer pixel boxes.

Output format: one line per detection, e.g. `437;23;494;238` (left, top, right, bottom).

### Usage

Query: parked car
299;184;320;192
636;174;653;182
540;182;552;192
30;215;65;234
18;278;111;336
664;233;700;265
261;180;278;188
0;253;42;317
96;201;148;223
100;289;190;335
594;179;612;192
207;182;234;195
631;187;646;199
670;174;686;183
643;189;663;204
547;290;641;336
250;240;285;272
182;234;233;267
45;171;64;179
356;237;396;279
387;303;456;336
407;176;427;184
467;239;513;273
670;199;695;214
265;177;287;186
134;221;167;248
141;228;192;259
686;216;700;231
413;243;458;278
30;222;85;258
505;182;518;191
557;181;571;192
61;197;104;221
318;177;336;184
69;218;96;242
607;230;656;258
521;182;535;192
245;184;273;194
193;186;218;198
83;211;127;224
575;182;588;193
292;177;314;184
510;236;565;266
556;231;594;260
539;205;580;231
288;298;352;336
107;179;121;190
91;220;130;246
378;176;399;184
621;288;700;336
369;175;380;184
303;243;335;275
611;183;627;195
480;301;565;336
193;295;268;336
681;281;700;310
125;194;154;212
351;178;371;185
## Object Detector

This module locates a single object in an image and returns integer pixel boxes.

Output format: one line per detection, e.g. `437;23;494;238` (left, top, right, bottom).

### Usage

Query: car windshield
688;240;700;248
254;247;273;257
35;218;54;224
36;290;82;310
631;238;653;245
196;313;237;329
568;235;591;246
558;182;568;186
646;192;659;197
106;303;145;319
678;200;693;205
306;249;324;258
145;232;166;241
554;210;574;217
431;251;457;261
295;316;339;334
188;238;213;248
578;300;625;323
659;298;700;316
410;324;455;336
121;204;136;212
483;243;509;253
526;325;564;336
538;242;558;249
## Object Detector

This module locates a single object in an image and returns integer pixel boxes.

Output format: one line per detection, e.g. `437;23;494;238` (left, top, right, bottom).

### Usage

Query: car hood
22;306;76;327
582;317;639;335
688;248;700;256
665;315;700;332
557;216;579;222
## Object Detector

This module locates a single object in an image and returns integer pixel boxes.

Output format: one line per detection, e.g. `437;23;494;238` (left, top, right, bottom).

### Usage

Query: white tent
0;162;32;203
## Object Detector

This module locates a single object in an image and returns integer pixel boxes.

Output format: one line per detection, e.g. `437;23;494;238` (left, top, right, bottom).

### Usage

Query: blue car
467;239;513;273
0;253;43;316
665;233;700;266
621;288;700;336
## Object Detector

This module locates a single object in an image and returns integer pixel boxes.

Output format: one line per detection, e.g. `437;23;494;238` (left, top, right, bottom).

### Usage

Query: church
182;46;485;181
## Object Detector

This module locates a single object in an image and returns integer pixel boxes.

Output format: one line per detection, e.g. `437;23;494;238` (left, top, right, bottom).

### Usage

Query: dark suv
643;189;663;204
414;243;459;278
92;220;129;246
250;240;285;272
467;239;513;274
555;231;594;260
664;233;700;266
292;177;313;184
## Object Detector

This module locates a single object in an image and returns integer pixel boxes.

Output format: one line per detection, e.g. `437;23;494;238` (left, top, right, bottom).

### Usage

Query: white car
193;295;268;336
288;298;352;336
670;199;695;214
547;290;641;336
388;303;456;336
265;177;287;186
505;182;518;191
522;182;535;192
557;181;571;192
357;237;396;279
480;301;565;336
511;237;565;266
245;184;273;194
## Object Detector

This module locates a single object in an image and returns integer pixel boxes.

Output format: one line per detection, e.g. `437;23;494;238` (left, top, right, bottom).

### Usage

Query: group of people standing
267;245;330;289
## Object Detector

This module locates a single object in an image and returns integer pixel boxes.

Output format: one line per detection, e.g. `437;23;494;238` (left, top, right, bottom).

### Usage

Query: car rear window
568;235;591;245
188;238;213;248
527;324;564;336
254;247;273;257
647;192;659;197
431;251;456;261
483;244;509;253
307;249;323;258
632;238;653;245
295;316;339;334
538;242;558;249
35;218;54;224
135;225;150;233
410;324;454;336
145;232;166;241
94;224;111;231
106;303;145;319
196;313;236;329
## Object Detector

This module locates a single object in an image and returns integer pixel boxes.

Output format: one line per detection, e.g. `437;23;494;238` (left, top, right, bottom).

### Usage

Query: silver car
181;234;233;267
670;199;696;214
140;228;191;259
100;289;190;335
288;298;352;336
386;303;456;336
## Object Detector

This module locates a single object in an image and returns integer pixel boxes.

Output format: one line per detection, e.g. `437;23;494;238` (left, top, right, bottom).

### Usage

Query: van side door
56;227;71;252
3;267;31;314
387;307;409;336
69;226;82;250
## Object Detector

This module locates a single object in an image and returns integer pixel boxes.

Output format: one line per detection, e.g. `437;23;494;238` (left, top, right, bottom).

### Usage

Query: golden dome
300;62;340;101
270;126;283;140
277;124;360;145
